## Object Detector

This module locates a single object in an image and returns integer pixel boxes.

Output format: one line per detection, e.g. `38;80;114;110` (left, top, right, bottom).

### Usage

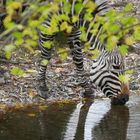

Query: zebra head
109;52;129;105
110;81;129;105
90;51;129;105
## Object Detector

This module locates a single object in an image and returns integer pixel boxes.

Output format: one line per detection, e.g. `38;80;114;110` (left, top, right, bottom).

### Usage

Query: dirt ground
0;48;140;107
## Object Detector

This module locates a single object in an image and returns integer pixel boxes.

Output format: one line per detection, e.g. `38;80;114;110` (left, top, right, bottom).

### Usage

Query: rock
0;77;5;85
130;82;139;90
0;90;5;94
4;72;10;79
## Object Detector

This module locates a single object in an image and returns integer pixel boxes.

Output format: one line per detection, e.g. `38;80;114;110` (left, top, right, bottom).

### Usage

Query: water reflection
63;102;83;140
127;96;140;140
0;97;140;140
63;99;129;140
92;104;129;140
0;103;76;140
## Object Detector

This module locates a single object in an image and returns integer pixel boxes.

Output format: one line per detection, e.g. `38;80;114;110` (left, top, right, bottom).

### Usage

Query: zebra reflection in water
63;99;129;140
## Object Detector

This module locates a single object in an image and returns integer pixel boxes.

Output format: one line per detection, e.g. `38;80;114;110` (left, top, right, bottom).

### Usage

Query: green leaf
23;28;33;37
99;34;107;43
57;47;68;60
125;70;133;75
28;20;40;28
85;1;96;13
124;3;133;12
25;39;37;48
107;24;121;34
17;24;24;30
41;59;49;66
24;45;34;53
120;16;134;26
118;74;130;83
4;45;16;59
74;3;83;14
125;36;134;45
106;10;117;18
118;45;129;56
60;22;72;33
10;67;25;77
80;31;87;42
80;26;87;41
4;20;15;29
84;13;93;21
106;36;118;51
59;52;68;60
59;14;69;21
63;2;71;14
50;2;59;12
133;26;140;41
43;41;54;49
90;48;100;59
12;32;23;39
84;42;91;51
72;16;78;23
15;39;24;46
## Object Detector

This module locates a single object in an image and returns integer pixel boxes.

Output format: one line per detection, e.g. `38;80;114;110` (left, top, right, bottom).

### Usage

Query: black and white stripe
38;0;124;99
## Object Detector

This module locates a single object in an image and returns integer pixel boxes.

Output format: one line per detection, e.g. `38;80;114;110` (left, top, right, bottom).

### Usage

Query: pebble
3;72;10;79
130;82;139;90
0;77;5;85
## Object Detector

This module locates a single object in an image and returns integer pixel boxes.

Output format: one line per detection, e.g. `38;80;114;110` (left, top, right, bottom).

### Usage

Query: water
0;96;140;140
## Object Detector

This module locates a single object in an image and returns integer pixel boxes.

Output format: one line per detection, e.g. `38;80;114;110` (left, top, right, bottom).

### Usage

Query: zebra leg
69;39;95;98
37;55;51;99
37;33;54;99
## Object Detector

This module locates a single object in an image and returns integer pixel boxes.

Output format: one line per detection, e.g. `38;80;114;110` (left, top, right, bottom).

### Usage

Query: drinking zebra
37;0;129;105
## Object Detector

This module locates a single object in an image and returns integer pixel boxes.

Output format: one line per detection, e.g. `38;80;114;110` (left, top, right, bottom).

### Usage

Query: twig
0;27;15;40
122;23;140;31
0;58;32;65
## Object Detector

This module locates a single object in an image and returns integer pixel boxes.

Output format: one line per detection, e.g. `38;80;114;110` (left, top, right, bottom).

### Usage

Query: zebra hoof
36;79;50;99
37;84;50;99
38;87;50;99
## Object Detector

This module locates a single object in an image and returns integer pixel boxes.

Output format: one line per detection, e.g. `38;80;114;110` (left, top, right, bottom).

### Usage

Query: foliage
0;0;140;77
118;70;134;83
10;66;25;77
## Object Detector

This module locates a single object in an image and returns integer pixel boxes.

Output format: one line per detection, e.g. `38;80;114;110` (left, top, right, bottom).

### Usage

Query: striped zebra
37;0;129;105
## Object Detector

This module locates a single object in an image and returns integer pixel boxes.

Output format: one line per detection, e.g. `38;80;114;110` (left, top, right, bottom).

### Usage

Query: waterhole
0;96;140;140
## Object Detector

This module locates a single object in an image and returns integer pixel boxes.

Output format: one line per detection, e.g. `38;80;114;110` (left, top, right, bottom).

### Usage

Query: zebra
37;0;129;105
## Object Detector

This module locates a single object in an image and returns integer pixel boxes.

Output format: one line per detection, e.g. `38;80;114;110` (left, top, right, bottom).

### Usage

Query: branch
122;23;140;31
0;27;15;40
0;58;32;65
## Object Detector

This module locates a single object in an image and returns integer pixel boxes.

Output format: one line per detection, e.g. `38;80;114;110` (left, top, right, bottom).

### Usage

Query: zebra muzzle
111;94;129;105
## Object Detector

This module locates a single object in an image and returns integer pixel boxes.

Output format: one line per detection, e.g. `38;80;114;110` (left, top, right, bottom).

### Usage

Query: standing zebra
37;0;129;105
